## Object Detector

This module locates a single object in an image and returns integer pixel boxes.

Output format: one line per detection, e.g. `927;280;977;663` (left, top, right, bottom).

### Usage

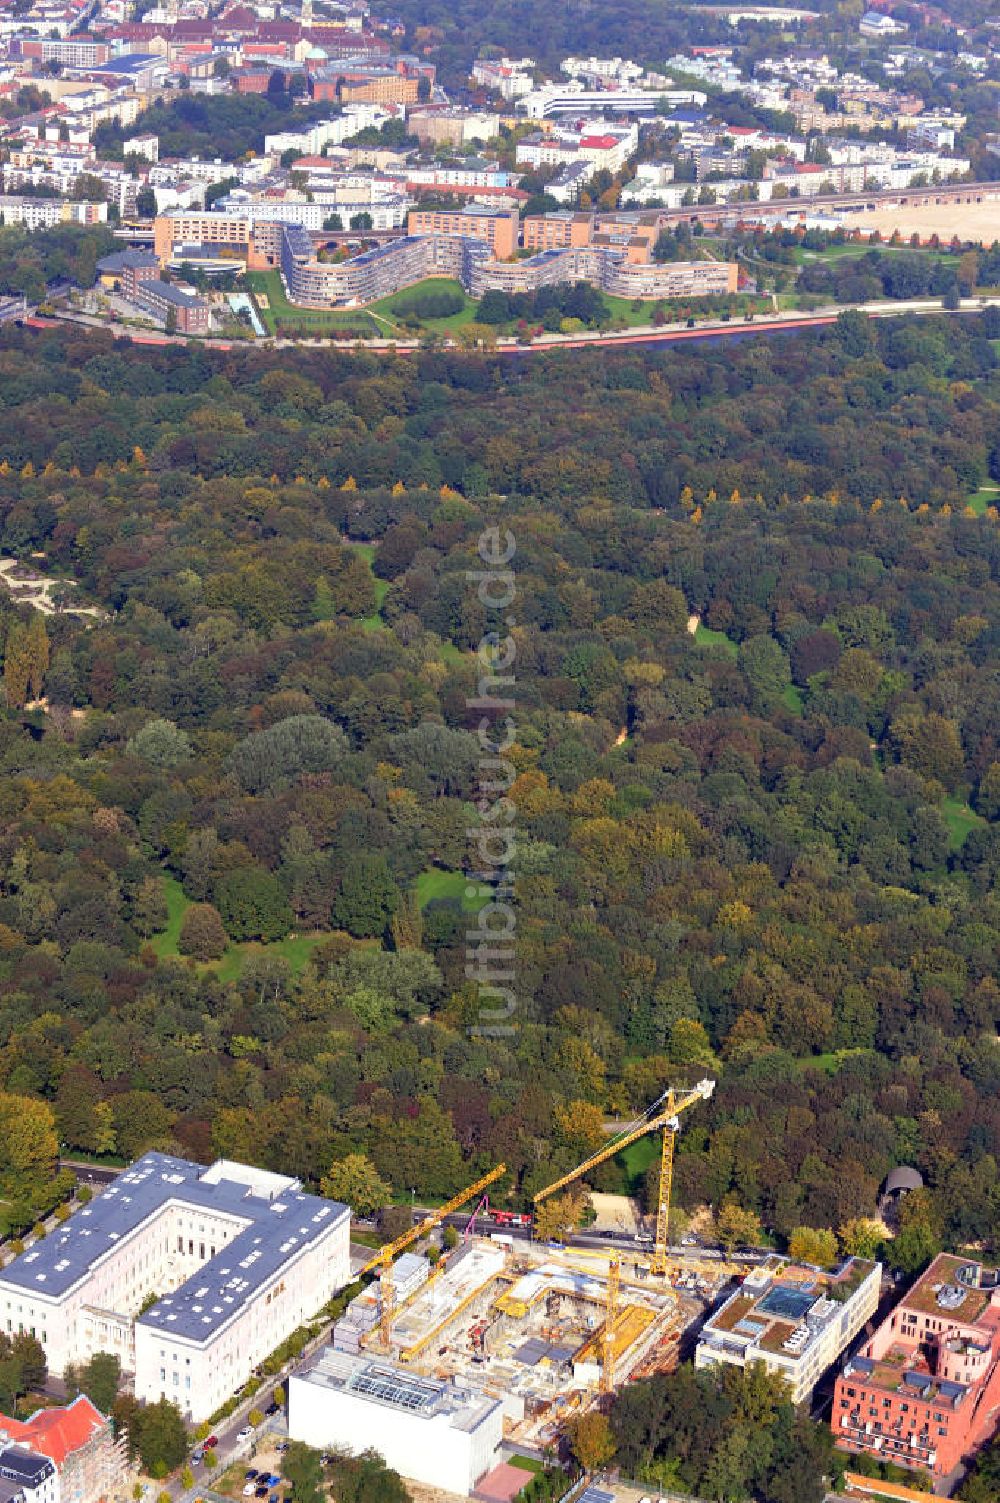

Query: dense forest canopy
0;316;998;1265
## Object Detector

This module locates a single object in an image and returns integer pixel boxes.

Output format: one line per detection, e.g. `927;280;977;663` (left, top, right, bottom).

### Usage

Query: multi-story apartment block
471;56;534;100
833;1254;1000;1480
15;36;111;66
696;1256;881;1405
0;1155;351;1423
279;222;489;305
406;110;500;148
0;197;106;229
134;277;211;333
517;85;706;117
407;206;518;259
522;211;595;251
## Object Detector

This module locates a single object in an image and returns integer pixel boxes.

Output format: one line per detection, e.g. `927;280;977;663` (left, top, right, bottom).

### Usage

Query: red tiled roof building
0;1395;126;1503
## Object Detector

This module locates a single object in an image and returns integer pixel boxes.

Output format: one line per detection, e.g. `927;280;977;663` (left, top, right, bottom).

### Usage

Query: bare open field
836;200;1000;244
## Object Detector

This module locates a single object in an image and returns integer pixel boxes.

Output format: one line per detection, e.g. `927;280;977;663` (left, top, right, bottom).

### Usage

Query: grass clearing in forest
150;876;322;979
795;1048;871;1076
941;796;985;851
344;540;390;630
781;682;804;714
967;485;999;516
694;622;739;658
362;576;390;632
150;875;189;958
617;1134;658;1193
210;932;323;982
415;868;487;913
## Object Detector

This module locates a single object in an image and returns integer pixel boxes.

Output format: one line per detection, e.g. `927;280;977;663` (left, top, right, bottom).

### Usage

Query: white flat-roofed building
695;1255;881;1404
518;85;706;117
0;1155;351;1424
289;1350;503;1496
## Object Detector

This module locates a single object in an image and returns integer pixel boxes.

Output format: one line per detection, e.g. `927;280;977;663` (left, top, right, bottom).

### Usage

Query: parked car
255;1487;270;1498
205;1436;219;1449
264;1474;282;1485
265;1403;280;1416
236;1427;253;1443
191;1450;204;1465
245;1472;258;1482
243;1485;256;1495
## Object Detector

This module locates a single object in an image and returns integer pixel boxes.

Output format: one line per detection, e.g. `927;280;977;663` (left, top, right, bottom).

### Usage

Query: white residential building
696;1256;881;1405
663;51;742;88
263;105;389;158
123;133;159;162
0;197;107;228
860;10;907;34
0;1155;351;1424
471;56;535;100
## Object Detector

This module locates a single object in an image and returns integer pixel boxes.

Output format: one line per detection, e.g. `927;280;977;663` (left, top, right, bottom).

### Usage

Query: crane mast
600;1255;620;1395
533;1081;715;1278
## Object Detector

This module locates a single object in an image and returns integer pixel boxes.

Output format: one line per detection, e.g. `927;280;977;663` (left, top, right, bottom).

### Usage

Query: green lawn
347;541;376;565
597;292;768;328
795;1048;870;1076
508;1457;543;1475
694;622;739;658
246;270;377;337
781;682;804;715
210;931;323;983
967;485;999;516
415;868;488;913
941;796;985;851
344;540;390;631
362;577;390;632
368;277;478;333
149;875;322;979
150;875;189;958
792;243;960;266
617;1134;658;1194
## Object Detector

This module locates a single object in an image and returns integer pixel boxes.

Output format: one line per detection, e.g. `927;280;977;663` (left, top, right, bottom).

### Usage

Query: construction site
329;1234;726;1452
295;1081;749;1467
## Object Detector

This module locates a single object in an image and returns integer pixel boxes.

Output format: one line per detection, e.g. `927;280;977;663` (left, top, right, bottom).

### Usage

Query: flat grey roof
137;278;207;308
297;1350;502;1435
0;1154;349;1345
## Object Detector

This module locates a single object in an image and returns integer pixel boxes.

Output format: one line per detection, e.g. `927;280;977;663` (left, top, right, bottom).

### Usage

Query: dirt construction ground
836;201;1000;244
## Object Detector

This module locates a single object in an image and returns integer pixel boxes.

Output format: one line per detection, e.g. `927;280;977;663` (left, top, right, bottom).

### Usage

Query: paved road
25;293;992;358
59;1159;120;1187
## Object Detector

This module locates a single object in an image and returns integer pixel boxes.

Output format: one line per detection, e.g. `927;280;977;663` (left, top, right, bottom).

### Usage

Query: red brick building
833;1253;1000;1480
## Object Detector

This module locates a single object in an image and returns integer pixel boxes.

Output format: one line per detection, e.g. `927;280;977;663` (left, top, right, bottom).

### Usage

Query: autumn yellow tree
533;1188;590;1243
0;1093;58;1199
567;1410;616;1472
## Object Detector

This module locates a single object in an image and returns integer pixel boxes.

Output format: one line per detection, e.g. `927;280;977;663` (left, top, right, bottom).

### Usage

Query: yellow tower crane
358;1163;507;1351
533;1080;715;1277
600;1255;620;1396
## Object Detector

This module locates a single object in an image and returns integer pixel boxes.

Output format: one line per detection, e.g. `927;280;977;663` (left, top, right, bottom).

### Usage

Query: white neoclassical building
0;1156;351;1422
